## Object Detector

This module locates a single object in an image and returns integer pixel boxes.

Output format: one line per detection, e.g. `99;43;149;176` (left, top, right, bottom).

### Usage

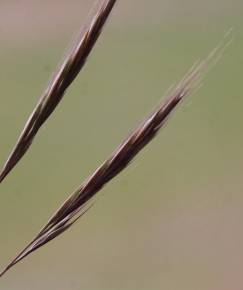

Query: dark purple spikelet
0;0;117;184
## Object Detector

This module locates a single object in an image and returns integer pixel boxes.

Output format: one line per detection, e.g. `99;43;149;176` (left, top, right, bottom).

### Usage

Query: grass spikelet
0;58;207;277
0;0;117;184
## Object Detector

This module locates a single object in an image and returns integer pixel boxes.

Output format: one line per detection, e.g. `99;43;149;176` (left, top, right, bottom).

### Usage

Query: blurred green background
0;1;243;289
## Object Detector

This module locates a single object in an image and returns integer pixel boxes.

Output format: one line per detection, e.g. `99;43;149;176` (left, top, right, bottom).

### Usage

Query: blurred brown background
0;1;243;289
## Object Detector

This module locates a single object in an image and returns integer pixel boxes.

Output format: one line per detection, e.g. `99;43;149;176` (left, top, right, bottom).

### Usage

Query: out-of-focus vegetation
0;1;242;289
